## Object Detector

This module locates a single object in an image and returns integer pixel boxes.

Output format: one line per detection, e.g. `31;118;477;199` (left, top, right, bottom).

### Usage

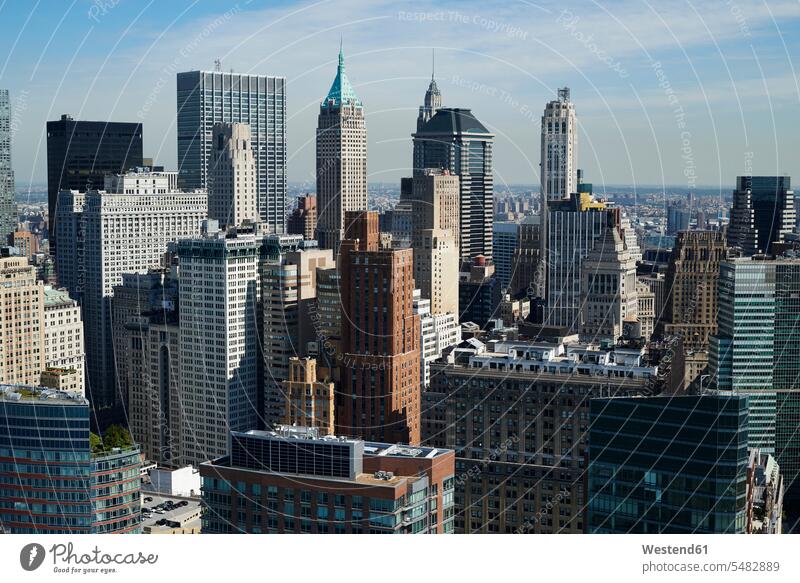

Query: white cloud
9;0;800;186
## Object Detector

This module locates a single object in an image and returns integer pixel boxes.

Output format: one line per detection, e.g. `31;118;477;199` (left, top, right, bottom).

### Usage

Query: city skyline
4;0;800;547
0;0;798;190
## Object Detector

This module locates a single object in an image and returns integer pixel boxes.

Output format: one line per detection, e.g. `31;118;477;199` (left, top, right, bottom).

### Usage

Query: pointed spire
323;40;362;109
431;48;435;81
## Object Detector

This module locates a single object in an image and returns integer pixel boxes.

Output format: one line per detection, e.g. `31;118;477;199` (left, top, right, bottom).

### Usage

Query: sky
1;0;799;194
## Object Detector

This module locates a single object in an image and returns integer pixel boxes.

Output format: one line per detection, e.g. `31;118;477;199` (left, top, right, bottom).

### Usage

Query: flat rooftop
240;427;361;445
364;443;449;459
0;384;87;405
140;493;201;532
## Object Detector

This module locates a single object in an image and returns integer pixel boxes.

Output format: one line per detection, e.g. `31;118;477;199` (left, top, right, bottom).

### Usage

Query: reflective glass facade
588;395;749;533
0;389;141;533
710;258;800;496
177;71;286;232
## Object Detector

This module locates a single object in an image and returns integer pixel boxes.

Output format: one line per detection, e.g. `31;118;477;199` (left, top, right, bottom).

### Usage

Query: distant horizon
2;0;798;186
14;180;743;192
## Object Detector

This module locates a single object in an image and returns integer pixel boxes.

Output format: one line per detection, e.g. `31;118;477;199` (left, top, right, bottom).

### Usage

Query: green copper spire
322;42;362;109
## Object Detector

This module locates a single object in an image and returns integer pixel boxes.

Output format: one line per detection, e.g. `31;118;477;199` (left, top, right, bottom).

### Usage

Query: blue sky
1;0;799;192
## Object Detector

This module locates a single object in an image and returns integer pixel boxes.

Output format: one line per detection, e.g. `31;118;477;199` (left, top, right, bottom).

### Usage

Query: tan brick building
0;256;45;386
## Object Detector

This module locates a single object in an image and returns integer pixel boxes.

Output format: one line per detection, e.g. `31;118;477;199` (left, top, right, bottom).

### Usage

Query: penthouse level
449;338;658;380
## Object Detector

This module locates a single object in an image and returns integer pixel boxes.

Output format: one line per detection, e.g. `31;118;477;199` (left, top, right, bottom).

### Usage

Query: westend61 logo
19;542;158;574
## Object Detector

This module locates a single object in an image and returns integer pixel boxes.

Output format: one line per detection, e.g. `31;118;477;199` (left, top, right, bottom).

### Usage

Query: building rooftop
241;426;361;445
43;286;74;308
322;45;362;109
444;339;658;380
416;107;492;136
363;443;448;459
0;384;88;405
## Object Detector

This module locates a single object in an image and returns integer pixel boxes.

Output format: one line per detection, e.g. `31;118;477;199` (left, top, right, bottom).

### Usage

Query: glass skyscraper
546;190;615;333
0;385;141;534
710;256;800;498
413;108;494;265
0;89;16;242
588;394;749;534
177;71;286;233
46;114;143;250
728;176;795;256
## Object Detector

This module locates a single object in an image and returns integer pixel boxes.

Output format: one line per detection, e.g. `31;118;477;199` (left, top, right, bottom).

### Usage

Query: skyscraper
546;192;616;333
208;122;258;228
46;114;143;250
337;211;421;444
588;395;749;534
406;170;460;249
492;221;519;289
112;270;181;467
728;176;795;256
413;108;494;264
281;357;335;435
710;256;800;496
0;385;142;534
178;232;260;468
666;201;691;234
417;51;442;131
662;230;727;351
0;89;15;242
0;256;44;386
262;245;334;427
458;255;502;328
580;224;639;342
509;215;545;300
413;229;459;316
43;286;85;395
315;46;367;251
55;169;207;425
422;337;667;533
540;87;577;202
406;171;460;316
177;70;287;232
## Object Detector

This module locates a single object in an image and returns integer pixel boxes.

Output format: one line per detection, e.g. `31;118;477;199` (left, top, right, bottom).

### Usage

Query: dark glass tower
46;114;143;249
412;108;494;265
728;175;795;256
588;394;749;533
0;89;15;242
177;71;287;233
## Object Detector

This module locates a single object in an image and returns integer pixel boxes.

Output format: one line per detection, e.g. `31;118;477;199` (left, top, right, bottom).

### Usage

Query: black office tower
413;108;494;266
728;175;795;256
46;114;143;249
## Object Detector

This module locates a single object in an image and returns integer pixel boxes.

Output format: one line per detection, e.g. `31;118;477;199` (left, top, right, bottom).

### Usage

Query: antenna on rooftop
214;59;222;72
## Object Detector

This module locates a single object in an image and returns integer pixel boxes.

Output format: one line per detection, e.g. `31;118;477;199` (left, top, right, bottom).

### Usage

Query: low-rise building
200;425;455;534
148;466;201;497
